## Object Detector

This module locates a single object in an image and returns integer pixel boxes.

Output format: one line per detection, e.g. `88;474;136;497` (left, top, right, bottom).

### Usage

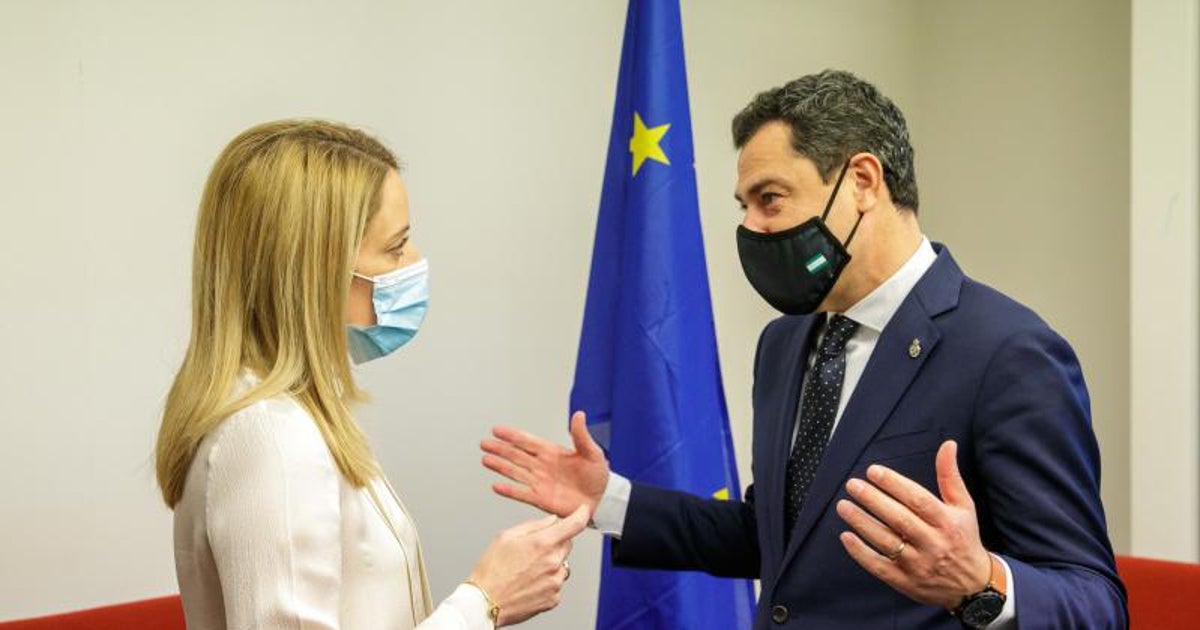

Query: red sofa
0;596;184;630
1116;554;1200;629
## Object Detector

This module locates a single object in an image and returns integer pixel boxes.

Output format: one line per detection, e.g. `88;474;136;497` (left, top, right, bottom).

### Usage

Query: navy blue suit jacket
612;245;1127;629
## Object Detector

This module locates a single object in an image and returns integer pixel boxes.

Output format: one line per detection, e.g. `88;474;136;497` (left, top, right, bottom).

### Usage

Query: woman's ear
848;152;885;212
346;275;377;327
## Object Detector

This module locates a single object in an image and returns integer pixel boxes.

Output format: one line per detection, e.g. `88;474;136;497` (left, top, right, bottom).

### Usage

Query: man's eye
762;192;780;204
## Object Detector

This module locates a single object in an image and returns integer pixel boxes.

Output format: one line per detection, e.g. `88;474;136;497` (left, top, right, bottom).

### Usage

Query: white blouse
173;377;492;630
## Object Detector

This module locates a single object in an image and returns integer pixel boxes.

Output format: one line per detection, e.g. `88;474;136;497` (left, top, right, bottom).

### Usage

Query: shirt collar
837;236;937;333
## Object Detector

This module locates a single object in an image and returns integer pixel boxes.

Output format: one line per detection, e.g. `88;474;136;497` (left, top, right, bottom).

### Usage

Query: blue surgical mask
347;258;430;364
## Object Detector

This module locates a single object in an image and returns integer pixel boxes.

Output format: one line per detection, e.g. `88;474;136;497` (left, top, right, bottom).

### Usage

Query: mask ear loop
843;212;865;248
819;160;865;249
819;160;853;222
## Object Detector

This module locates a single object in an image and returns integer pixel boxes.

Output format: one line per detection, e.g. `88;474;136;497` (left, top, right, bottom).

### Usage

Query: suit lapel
776;245;964;573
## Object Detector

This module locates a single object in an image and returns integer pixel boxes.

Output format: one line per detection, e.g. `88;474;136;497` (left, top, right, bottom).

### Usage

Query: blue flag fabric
569;1;756;628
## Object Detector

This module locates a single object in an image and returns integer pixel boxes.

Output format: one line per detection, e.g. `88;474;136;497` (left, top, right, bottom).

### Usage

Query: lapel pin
908;338;922;359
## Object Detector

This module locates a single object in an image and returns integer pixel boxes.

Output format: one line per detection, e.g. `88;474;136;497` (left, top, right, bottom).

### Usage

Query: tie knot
818;315;859;357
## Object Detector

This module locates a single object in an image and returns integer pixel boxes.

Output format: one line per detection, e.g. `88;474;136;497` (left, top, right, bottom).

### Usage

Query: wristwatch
952;553;1007;629
466;580;501;628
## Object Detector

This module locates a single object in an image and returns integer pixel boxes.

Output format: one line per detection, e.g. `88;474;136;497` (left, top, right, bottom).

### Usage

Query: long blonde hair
156;119;399;507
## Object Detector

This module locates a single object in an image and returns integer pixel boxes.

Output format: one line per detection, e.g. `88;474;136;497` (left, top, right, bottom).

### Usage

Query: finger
492;482;545;511
552;537;574;564
493;425;561;458
845;478;934;548
865;463;948;528
839;531;910;591
545;504;590;542
935;440;972;507
482;454;534;486
569;412;602;459
552;562;570;585
507;511;560;536
481;439;539;470
836;499;905;557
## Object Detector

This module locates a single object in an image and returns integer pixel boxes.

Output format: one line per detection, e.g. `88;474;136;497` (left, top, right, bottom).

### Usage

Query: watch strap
953;553;1008;617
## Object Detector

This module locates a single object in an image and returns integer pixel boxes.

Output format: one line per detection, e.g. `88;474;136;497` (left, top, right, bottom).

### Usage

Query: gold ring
886;540;907;562
563;560;571;580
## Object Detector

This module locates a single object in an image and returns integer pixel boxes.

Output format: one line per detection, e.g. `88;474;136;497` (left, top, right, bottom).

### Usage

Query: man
481;70;1126;628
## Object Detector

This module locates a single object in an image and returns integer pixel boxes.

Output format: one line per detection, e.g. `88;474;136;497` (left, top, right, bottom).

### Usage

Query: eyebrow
387;225;411;247
734;177;789;205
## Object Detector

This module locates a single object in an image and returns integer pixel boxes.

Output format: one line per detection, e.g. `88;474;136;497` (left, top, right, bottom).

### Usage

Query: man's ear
847;152;886;212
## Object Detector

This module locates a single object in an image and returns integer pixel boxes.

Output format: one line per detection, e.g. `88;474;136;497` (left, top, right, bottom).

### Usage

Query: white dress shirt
173;371;493;630
592;237;1016;627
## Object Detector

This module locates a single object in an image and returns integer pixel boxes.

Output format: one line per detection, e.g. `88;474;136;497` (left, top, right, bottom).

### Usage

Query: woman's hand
481;412;611;518
468;504;590;626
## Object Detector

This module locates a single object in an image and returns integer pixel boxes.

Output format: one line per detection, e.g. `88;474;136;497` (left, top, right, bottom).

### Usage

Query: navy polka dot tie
784;314;860;542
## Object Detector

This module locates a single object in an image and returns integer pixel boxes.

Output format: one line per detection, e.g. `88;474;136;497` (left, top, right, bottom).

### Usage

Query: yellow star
629;112;670;176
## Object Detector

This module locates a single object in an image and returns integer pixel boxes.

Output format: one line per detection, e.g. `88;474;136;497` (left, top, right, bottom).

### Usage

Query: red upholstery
0;595;184;630
1117;554;1200;629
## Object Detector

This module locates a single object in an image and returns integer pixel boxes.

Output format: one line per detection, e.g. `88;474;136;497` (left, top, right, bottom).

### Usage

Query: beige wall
0;0;1144;623
1130;0;1199;561
907;0;1133;553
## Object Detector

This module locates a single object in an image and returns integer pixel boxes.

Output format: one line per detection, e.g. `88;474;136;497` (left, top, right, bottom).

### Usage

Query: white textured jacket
172;374;491;629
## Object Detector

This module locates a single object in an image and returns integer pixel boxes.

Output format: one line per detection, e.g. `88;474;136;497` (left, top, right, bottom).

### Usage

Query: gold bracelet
465;580;501;627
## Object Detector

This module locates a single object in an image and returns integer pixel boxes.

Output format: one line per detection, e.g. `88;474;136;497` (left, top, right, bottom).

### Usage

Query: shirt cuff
445;583;494;630
983;555;1017;629
589;472;631;538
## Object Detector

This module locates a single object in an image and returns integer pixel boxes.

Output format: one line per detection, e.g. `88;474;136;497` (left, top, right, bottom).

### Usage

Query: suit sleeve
610;482;760;578
973;327;1128;629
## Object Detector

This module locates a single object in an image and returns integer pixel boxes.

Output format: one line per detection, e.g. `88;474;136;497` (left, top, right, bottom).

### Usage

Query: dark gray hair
732;69;919;212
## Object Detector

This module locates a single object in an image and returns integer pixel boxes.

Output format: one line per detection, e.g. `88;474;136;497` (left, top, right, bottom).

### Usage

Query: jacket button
771;604;789;624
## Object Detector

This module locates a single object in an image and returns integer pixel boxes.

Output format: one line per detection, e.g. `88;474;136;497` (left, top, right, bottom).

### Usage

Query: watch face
962;592;1006;628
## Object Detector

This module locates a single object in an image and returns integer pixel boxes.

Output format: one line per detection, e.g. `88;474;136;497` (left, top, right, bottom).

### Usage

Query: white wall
1130;0;1199;562
0;0;1149;623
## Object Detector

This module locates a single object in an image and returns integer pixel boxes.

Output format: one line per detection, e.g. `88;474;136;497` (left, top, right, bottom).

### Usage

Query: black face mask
736;161;862;315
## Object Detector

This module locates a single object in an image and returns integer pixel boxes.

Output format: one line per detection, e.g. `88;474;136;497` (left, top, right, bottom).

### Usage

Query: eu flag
570;1;755;628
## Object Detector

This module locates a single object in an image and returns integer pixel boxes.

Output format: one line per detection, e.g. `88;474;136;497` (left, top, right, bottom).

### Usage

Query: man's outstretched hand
837;440;993;610
482;411;611;518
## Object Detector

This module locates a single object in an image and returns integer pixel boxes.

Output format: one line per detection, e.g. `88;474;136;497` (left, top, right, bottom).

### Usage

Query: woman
155;119;587;629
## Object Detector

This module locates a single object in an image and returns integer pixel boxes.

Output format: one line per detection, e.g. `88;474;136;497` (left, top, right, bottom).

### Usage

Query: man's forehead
738;127;802;170
741;121;794;151
737;149;791;176
737;147;809;188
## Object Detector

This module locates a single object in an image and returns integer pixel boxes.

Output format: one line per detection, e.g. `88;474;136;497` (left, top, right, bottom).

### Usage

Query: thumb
569;411;602;459
508;513;560;537
936;440;972;507
547;504;591;542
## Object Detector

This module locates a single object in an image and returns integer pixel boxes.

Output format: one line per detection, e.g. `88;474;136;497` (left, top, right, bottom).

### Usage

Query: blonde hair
156;119;399;507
